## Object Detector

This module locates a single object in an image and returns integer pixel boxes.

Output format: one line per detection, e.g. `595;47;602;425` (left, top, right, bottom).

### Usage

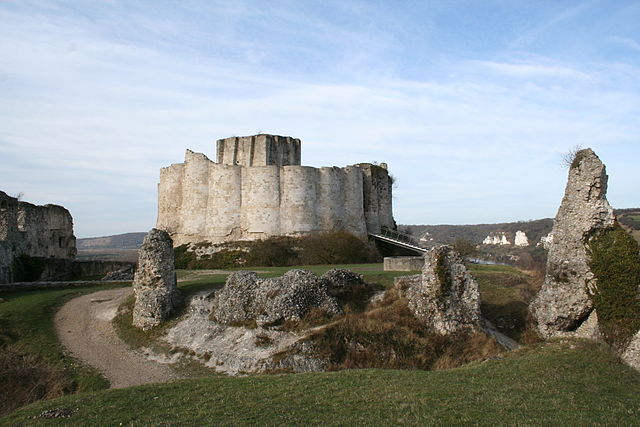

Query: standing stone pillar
530;148;615;339
132;228;181;330
405;245;481;335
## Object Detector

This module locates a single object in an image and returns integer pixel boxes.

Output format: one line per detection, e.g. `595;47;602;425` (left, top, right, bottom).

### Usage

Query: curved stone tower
157;134;394;246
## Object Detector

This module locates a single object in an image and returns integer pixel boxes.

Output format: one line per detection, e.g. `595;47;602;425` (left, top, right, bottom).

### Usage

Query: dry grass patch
295;287;503;371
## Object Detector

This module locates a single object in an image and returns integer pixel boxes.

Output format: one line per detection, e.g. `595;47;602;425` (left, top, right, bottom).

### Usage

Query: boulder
211;269;342;327
530;149;615;339
132;229;180;330
404;245;481;335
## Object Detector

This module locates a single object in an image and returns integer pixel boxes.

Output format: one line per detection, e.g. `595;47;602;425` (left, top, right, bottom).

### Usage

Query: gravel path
54;288;180;389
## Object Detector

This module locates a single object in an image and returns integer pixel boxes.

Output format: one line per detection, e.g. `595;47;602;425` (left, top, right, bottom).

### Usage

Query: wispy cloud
470;60;591;80
610;36;640;52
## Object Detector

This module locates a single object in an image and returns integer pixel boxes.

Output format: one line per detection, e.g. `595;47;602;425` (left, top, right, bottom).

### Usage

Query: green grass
0;284;129;415
468;264;540;342
2;339;639;426
175;263;416;295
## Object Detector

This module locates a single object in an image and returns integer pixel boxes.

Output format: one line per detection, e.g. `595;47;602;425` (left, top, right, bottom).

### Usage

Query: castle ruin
0;191;76;283
157;134;395;246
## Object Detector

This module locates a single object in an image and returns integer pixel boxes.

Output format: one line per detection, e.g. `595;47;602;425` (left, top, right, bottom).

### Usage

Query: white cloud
610;36;640;52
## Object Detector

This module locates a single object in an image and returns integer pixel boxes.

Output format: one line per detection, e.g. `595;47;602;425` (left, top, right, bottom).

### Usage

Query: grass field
0;284;129;415
2;339;639;425
2;263;638;425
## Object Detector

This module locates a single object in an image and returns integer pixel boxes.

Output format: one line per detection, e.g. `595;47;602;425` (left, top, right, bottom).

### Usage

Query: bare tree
560;144;584;169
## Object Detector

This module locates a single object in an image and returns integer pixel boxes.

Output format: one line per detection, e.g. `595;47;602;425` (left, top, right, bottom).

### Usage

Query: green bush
297;231;380;265
588;223;640;348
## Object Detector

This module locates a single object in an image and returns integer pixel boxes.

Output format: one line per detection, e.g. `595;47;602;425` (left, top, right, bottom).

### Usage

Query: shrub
587;223;640;348
174;232;381;269
297;231;380;265
452;238;476;258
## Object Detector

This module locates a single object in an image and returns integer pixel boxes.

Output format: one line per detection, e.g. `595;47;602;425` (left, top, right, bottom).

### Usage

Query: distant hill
77;232;146;250
399;218;554;247
401;208;640;247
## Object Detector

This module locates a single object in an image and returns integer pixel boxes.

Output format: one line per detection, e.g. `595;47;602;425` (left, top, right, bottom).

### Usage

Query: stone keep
157;134;395;246
530;149;615;339
132;229;180;330
0;191;76;284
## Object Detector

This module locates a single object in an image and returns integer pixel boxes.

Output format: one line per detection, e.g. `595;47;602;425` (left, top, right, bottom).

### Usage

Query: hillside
400;219;554;246
401;208;640;247
76;232;146;250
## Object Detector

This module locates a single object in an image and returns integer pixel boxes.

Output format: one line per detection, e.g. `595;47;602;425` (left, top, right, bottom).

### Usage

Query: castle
156;134;395;246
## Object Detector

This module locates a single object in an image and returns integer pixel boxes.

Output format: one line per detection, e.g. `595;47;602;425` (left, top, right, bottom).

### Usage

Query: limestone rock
211;269;342;327
404;245;481;335
514;231;529;247
132;229;180;330
482;232;510;245
530;149;615;339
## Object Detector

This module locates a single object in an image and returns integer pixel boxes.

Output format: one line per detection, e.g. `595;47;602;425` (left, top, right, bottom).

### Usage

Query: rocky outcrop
482;232;510;245
530;149;615;339
537;233;553;249
163;268;366;374
404;245;481;335
211;269;342;327
514;231;529;246
132;229;181;330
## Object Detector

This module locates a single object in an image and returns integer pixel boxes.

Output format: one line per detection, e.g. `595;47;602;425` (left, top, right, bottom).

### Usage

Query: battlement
216;134;301;167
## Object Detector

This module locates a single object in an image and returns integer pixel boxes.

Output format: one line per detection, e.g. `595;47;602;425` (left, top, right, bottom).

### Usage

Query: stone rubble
132;229;181;330
163;269;365;374
211;269;342;327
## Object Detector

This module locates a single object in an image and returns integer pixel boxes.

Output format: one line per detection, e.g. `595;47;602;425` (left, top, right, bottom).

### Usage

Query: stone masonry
132;229;181;330
157;134;395;246
0;191;76;284
530;149;615;339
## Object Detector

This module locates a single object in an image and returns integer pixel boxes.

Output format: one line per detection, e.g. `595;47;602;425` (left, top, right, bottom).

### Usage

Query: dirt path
55;288;180;389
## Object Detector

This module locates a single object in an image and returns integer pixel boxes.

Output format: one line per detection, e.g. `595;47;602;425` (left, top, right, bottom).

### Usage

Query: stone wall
0;191;76;283
216;134;301;167
383;256;424;271
157;135;394;246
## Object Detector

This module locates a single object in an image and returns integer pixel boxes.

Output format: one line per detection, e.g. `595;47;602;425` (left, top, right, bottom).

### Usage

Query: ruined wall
357;163;395;234
157;135;393;246
383;256;424;271
216;134;301;167
0;190;76;283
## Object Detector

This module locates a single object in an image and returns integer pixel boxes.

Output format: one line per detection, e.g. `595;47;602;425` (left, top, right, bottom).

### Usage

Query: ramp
369;228;426;254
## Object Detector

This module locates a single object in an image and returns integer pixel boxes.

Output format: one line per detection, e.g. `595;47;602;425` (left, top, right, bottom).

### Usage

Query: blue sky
1;0;638;238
